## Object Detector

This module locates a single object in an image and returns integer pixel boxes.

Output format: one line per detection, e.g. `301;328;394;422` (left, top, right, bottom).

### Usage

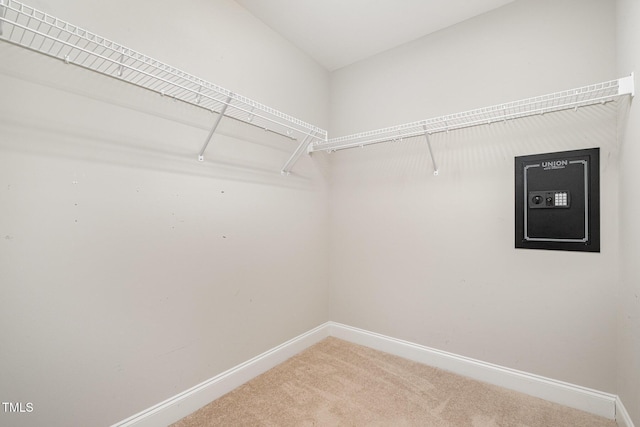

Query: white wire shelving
311;76;635;175
0;1;634;175
0;0;328;174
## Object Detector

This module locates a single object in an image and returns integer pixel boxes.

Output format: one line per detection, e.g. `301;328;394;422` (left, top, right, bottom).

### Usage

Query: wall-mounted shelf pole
423;127;439;176
281;133;314;175
198;96;232;162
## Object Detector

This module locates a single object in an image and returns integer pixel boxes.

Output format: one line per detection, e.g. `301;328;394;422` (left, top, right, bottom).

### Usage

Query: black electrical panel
515;148;600;252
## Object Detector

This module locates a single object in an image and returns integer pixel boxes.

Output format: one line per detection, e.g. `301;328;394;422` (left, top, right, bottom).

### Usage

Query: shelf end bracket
619;73;635;98
198;96;232;161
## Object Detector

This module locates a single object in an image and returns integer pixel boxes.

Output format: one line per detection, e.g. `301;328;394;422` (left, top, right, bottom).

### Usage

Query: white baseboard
616;396;636;427
112;321;629;426
111;323;330;427
328;322;617;420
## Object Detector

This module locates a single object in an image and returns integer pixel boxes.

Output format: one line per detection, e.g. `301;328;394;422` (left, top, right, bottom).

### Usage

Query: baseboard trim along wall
111;323;330;427
327;323;621;420
112;321;633;426
615;395;636;427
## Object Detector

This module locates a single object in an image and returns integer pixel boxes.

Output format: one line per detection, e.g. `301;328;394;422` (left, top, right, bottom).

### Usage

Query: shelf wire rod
52;28;73;58
0;0;5;36
171;84;196;101
198;95;232;162
45;23;63;55
123;68;146;87
89;41;110;65
103;51;122;74
95;54;114;74
17;12;33;45
129;65;157;87
69;33;89;62
33;14;49;51
84;44;108;70
41;27;59;53
100;59;118;76
156;82;172;98
6;13;16;40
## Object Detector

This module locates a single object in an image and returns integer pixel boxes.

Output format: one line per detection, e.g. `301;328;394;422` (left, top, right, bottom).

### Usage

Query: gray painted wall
1;0;637;425
328;0;619;393
617;0;640;424
0;1;330;426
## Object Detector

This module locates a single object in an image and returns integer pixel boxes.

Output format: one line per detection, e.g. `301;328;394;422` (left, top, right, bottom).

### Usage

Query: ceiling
235;0;515;71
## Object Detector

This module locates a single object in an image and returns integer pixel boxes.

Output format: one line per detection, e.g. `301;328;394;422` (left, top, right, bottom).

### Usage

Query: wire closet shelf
312;76;635;154
0;1;634;174
0;0;328;169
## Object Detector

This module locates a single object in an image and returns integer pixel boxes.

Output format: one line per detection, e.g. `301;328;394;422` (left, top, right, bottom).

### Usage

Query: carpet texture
171;337;616;426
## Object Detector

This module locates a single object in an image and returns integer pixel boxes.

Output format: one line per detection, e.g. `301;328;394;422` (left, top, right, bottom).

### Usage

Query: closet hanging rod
311;75;634;153
0;0;328;146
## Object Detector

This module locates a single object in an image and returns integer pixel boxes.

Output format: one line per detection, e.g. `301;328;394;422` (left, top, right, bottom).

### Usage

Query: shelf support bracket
423;128;439;176
198;96;232;162
116;52;125;77
280;133;315;175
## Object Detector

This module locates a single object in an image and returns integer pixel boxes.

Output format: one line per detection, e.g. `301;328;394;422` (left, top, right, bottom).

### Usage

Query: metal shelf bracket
281;132;315;175
116;52;124;77
198;96;232;162
423;127;439;176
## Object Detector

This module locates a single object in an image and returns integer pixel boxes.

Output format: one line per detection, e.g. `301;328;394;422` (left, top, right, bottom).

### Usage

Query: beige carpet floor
171;337;616;426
